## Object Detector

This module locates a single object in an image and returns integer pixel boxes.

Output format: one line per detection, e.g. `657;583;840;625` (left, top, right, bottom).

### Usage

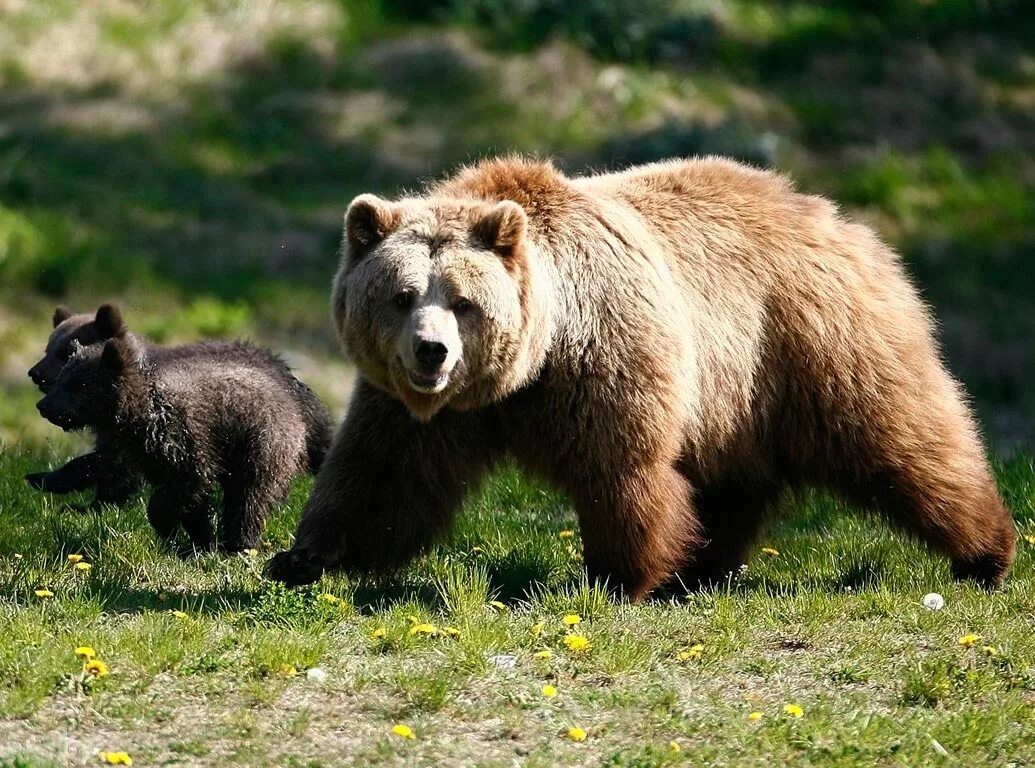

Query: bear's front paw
264;548;324;586
25;472;50;491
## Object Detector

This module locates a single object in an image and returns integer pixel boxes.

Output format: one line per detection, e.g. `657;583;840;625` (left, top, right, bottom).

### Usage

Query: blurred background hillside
0;0;1032;453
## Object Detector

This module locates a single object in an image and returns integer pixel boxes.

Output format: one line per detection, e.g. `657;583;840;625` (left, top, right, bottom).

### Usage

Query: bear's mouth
407;368;450;394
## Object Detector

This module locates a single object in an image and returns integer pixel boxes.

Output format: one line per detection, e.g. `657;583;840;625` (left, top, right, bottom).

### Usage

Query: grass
1;1;1034;764
0;449;1033;766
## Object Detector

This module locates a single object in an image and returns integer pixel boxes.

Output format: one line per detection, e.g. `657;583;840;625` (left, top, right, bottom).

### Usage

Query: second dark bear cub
27;304;147;505
37;330;333;552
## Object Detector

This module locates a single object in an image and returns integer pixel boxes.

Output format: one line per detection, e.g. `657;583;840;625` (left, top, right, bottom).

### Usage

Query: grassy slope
2;2;1035;765
0;451;1034;766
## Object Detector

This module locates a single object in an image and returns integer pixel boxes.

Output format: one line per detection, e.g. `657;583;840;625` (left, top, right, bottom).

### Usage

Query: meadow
1;1;1034;765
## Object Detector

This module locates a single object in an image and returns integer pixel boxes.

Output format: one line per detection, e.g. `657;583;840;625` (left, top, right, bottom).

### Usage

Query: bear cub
37;321;333;552
27;304;149;505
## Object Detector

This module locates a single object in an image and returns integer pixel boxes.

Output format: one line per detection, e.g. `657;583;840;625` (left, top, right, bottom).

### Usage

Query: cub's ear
101;339;128;372
473;201;527;256
344;194;399;253
53;306;73;327
94;304;126;340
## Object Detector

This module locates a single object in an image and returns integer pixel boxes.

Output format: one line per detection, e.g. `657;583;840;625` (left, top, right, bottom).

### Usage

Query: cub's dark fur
37;331;333;552
27;305;147;504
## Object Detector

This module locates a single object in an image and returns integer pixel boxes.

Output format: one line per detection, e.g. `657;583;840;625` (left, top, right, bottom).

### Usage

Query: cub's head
36;337;139;432
28;304;127;393
332;194;552;421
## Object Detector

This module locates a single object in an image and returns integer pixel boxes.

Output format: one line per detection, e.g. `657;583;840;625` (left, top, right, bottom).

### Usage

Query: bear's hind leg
674;483;781;591
220;458;293;553
576;463;701;602
846;458;1014;587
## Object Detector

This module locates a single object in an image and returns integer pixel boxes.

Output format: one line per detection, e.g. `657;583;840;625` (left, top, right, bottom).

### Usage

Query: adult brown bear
266;156;1015;599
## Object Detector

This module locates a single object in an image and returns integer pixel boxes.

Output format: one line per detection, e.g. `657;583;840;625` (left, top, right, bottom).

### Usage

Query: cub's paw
264;548;323;586
25;472;50;491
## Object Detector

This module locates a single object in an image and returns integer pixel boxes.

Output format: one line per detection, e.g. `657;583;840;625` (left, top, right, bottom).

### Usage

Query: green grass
1;448;1033;765
1;2;1034;762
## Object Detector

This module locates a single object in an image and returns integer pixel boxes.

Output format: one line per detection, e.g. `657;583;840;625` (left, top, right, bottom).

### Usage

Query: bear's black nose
414;339;448;369
28;368;42;386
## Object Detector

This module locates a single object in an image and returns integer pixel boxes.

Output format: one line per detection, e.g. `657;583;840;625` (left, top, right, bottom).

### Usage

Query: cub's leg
574;463;701;602
220;445;297;553
25;453;101;494
265;380;500;586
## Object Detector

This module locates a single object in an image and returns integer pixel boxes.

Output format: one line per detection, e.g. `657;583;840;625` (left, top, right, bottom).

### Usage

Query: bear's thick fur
266;156;1015;598
38;331;333;552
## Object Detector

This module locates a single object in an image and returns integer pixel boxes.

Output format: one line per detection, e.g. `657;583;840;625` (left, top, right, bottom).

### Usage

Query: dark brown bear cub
38;333;333;552
27;304;148;505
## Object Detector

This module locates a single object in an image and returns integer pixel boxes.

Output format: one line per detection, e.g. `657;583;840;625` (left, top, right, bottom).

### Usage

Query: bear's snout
414;338;449;370
28;363;51;392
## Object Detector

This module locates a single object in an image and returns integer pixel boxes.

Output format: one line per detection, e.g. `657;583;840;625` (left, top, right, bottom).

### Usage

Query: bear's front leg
575;463;702;601
265;380;500;586
25;452;102;494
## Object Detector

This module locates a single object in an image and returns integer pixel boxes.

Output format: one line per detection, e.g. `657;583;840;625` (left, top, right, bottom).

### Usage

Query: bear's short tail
292;380;334;475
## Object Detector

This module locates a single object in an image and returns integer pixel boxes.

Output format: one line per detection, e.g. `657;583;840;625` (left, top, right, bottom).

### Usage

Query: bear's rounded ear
94;304;126;340
473;201;527;257
344;194;399;254
53;306;73;327
101;339;127;372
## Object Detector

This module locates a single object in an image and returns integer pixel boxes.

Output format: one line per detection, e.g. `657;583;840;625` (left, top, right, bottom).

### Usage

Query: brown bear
26;304;148;505
265;156;1015;599
37;331;333;553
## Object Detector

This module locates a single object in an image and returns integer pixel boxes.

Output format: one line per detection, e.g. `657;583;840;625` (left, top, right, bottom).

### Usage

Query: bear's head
28;304;127;393
36;336;141;432
332;194;553;421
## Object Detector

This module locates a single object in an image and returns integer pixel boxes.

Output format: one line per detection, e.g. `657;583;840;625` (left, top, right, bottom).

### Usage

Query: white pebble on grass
922;593;945;611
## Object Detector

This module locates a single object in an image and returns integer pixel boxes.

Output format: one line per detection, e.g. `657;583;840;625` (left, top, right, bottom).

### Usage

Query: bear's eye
392;291;415;310
452;298;474;315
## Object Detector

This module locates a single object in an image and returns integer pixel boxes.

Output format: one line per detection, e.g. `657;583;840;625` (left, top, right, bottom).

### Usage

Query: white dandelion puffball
922;593;944;611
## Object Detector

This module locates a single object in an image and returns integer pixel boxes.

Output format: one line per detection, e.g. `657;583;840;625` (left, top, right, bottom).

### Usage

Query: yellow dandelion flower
534;649;553;660
170;610;189;620
67;554;84;564
959;633;982;647
471;546;484;554
982;645;999;657
85;659;109;678
564;634;590;653
392;724;415;739
99;751;133;765
279;664;298;677
748;711;763;721
408;623;438;636
562;614;581;626
783;704;804;718
541;684;558;698
1024;534;1035;545
244;548;258;557
677;643;704;662
75;646;96;660
669;740;681;752
488;600;508;612
567;727;587;742
441;626;461;639
74;562;92;572
531;621;545;638
34;589;54;599
371;627;387;639
760;547;779;557
558;530;575;539
405;615;421;625
316;593;342;605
